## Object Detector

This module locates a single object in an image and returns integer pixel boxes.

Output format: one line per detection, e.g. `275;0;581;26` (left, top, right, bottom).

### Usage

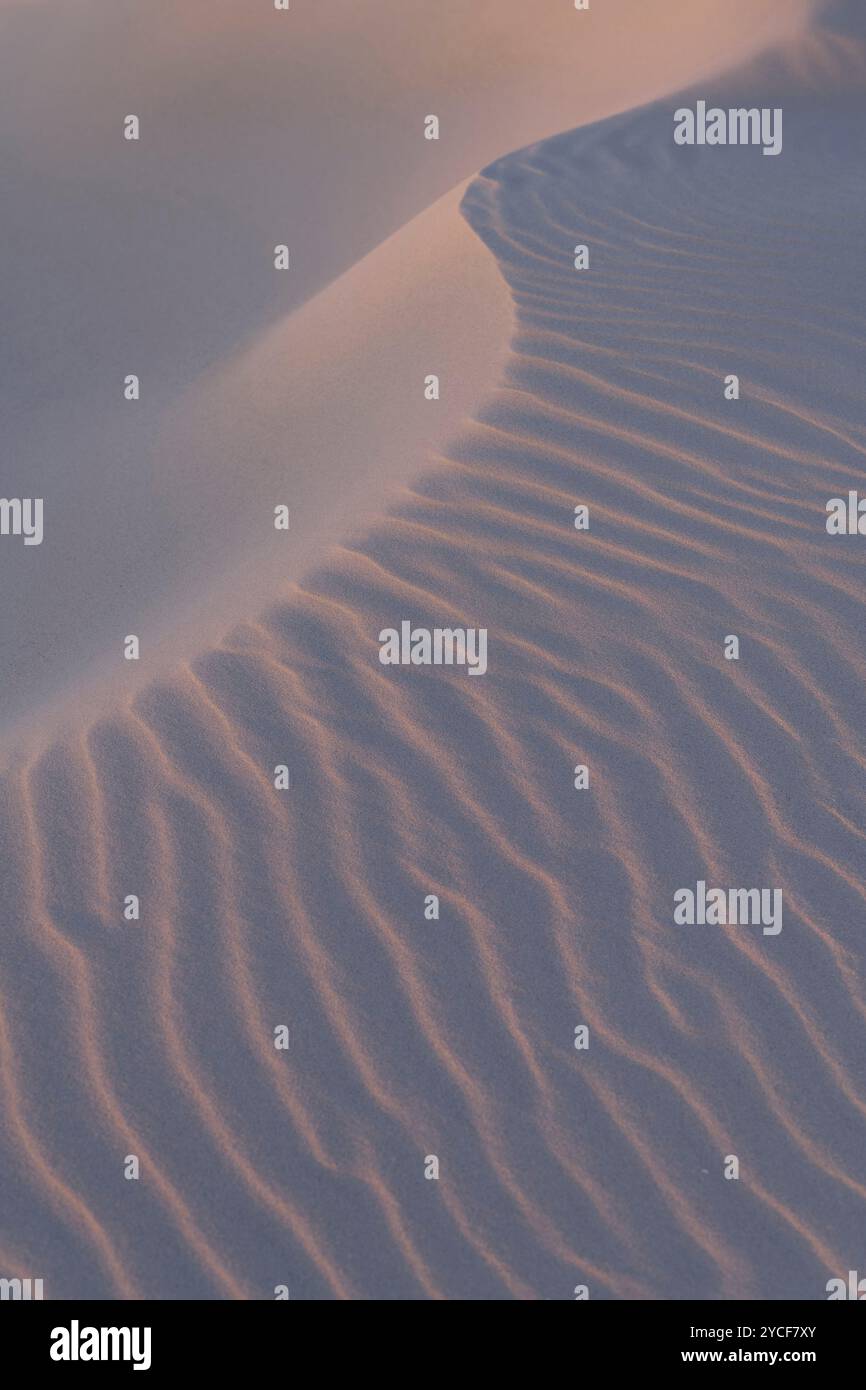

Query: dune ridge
2;0;865;1299
0;0;820;739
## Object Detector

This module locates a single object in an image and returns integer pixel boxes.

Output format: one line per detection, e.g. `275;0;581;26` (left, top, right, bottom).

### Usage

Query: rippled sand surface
1;0;863;1299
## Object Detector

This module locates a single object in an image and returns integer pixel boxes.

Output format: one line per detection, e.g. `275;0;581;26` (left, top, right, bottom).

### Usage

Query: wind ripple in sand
2;6;866;1300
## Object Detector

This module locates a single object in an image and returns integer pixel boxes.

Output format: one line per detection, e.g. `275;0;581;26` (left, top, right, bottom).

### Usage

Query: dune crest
0;0;819;738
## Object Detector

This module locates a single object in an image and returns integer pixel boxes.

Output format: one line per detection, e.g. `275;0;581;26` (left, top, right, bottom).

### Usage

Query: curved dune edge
0;180;514;766
0;0;822;742
2;0;865;1302
0;0;826;760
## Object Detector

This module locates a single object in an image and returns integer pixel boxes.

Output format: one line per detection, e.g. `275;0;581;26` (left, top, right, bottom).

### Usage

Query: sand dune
2;0;865;1300
0;0;819;737
0;180;515;754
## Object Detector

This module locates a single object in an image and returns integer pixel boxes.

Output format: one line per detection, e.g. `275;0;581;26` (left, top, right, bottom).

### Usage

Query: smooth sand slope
2;0;865;1299
1;181;516;752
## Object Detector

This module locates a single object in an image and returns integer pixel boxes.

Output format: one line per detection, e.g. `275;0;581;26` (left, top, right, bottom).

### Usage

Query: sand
1;0;864;1300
